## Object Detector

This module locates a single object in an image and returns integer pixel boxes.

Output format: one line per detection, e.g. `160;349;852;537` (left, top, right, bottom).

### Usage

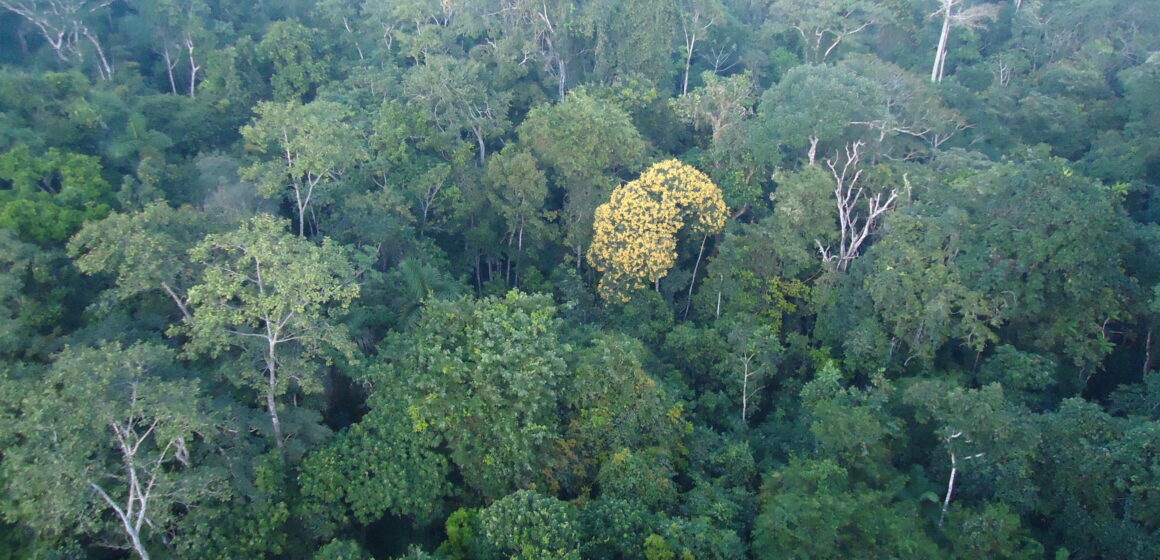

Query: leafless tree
816;141;899;271
0;0;115;79
930;0;1000;82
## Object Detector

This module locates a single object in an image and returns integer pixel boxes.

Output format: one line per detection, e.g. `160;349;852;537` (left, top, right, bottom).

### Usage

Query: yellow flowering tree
588;159;728;301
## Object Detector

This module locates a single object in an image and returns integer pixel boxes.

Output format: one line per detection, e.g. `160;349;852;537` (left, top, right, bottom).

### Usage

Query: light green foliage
176;450;296;559
673;71;753;147
863;209;1001;366
1110;370;1160;420
0;231;75;359
516;91;646;257
553;333;688;494
769;165;838;274
256;20;330;101
766;0;885;64
583;0;680;89
673;71;760;208
315;538;375;560
178;214;362;447
440;508;490;560
0;145;112;243
645;516;745;560
951;152;1130;370
838;54;968;155
945;503;1044;560
0;342;223;555
753;458;938;559
754;64;883;162
241;99;367;236
479;490;581;560
484;147;557;253
1035;398;1160;558
580;499;658;559
68;201;224;318
388;291;568;500
904;380;1041;512
977;346;1057;409
2;2;1159;558
404;55;511;164
300;385;451;524
800;362;903;483
682;428;758;535
597;447;679;511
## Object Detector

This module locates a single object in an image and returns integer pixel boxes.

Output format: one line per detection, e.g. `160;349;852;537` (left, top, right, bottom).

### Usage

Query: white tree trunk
932;2;953;82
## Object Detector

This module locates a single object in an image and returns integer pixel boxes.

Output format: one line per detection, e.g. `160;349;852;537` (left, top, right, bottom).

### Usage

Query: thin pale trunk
84;29;113;81
90;483;150;560
343;16;365;60
163;45;178;94
475;128;486;166
186;36;200;98
683;234;709;320
682;33;695;95
266;341;284;449
160;281;192;321
716;273;723;319
557;56;567;101
940;450;957;526
741;357;750;424
125;520;150;560
931;5;952;82
476;253;483;293
294;182;310;237
1144;328;1153;376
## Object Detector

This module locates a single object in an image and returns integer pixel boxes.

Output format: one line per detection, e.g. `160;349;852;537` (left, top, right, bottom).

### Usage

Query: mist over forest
0;1;1158;558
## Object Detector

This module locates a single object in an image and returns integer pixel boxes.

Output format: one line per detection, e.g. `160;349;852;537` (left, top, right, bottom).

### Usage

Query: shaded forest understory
0;1;1159;558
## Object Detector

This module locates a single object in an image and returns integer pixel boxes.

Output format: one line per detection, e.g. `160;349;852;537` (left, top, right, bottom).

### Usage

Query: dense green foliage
1;0;1159;558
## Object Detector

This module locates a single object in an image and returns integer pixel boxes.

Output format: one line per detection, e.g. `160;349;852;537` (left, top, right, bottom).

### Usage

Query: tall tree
0;342;223;559
588;159;728;301
929;0;999;82
767;0;885;64
484;146;557;284
69;202;226;321
516;92;646;266
818;141;899;272
677;0;727;94
0;0;115;79
404;54;511;165
177;214;362;449
240;100;367;237
256;20;330;102
384;291;569;500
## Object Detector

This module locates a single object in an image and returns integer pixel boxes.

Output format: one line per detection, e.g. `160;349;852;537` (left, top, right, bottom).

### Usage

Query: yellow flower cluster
588;159;728;301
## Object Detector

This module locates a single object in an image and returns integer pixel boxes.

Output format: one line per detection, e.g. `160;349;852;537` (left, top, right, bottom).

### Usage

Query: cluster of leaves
588;159;727;300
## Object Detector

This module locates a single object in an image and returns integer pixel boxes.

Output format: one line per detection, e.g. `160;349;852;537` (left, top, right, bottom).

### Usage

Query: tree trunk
741;356;750;424
556;56;567;101
683;234;708;320
163;45;178;94
1144;327;1153;376
939;448;957;526
266;342;284;449
682;32;696;95
160;282;192;321
84;28;113;81
475;127;487;166
931;3;953;83
186;36;201;98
